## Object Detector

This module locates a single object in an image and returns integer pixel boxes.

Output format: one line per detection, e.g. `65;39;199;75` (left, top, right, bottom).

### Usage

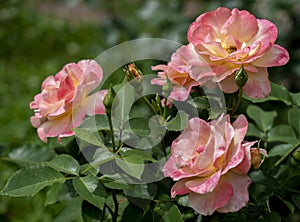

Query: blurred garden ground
0;0;300;221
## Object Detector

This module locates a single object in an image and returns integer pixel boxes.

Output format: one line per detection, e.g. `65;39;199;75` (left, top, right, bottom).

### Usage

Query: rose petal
243;67;271;98
185;169;222;194
188;179;233;216
171;179;191;197
221;8;258;43
251;44;289;67
217;172;251;213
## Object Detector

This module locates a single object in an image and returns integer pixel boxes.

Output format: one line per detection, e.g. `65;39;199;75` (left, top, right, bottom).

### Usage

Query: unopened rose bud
251;148;267;170
124;63;143;95
162;77;173;98
103;85;117;116
291;147;300;166
234;66;248;88
128;63;141;81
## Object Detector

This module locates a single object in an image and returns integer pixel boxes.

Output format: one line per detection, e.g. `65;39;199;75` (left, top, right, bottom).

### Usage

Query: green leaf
100;176;131;190
154;202;182;222
121;148;157;162
74;128;105;147
291;193;300;209
1;165;65;197
246;122;262;138
267;125;298;144
166;110;189;131
177;195;189;207
53;197;83;222
288;107;300;139
8;144;56;166
189;96;210;111
278;197;295;213
290;92;300;107
91;147;116;167
127;117;151;136
246;105;277;131
263;211;281;222
80;164;99;176
45;154;80;175
116;156;144;179
111;83;135;127
45;182;64;206
124;183;157;200
243;82;292;106
268;144;295;157
73;175;106;210
78;114;110;132
121;204;143;222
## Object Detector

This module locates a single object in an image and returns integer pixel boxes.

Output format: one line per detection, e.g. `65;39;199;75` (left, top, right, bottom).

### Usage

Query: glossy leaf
45;154;80;175
1;165;65;197
268;144;295;157
100;176;131;190
121;148;156;162
267;125;298;144
116;156;144;179
243;82;292;106
124;183;157;200
74;128;105;147
290;92;300;107
53;196;83;222
246;122;262;138
154;202;182;222
166;110;189;131
111;83;135;128
78;114;110;132
8;144;56;166
73;175;106;210
44;182;64;206
247;105;277;132
127;117;151;136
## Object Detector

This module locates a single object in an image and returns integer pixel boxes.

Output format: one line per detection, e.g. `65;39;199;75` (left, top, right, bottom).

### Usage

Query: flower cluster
152;7;289;99
28;7;288;217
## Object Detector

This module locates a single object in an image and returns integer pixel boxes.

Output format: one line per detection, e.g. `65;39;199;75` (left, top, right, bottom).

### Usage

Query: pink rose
30;60;107;142
186;7;289;98
163;114;255;215
151;44;199;101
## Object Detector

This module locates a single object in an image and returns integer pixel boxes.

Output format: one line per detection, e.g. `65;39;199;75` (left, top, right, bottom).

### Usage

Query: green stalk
231;87;243;116
107;114;116;152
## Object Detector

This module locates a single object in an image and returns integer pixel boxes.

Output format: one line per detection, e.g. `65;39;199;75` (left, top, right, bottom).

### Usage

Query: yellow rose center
225;45;237;54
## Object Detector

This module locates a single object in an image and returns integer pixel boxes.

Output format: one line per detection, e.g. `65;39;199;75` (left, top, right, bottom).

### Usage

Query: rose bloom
30;60;107;142
163;114;255;215
151;44;199;101
186;7;289;98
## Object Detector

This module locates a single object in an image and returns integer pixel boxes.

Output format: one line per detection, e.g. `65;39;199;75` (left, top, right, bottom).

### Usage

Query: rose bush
2;6;299;222
163;114;255;215
30;59;107;142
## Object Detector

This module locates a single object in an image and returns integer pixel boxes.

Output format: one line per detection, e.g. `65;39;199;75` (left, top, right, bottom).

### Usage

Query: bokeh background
0;0;299;221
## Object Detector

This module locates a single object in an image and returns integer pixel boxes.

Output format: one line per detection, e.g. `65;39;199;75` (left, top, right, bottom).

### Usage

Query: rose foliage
1;7;300;222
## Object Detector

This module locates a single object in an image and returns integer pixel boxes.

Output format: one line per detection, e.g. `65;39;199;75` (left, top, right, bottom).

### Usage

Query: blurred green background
0;0;299;221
